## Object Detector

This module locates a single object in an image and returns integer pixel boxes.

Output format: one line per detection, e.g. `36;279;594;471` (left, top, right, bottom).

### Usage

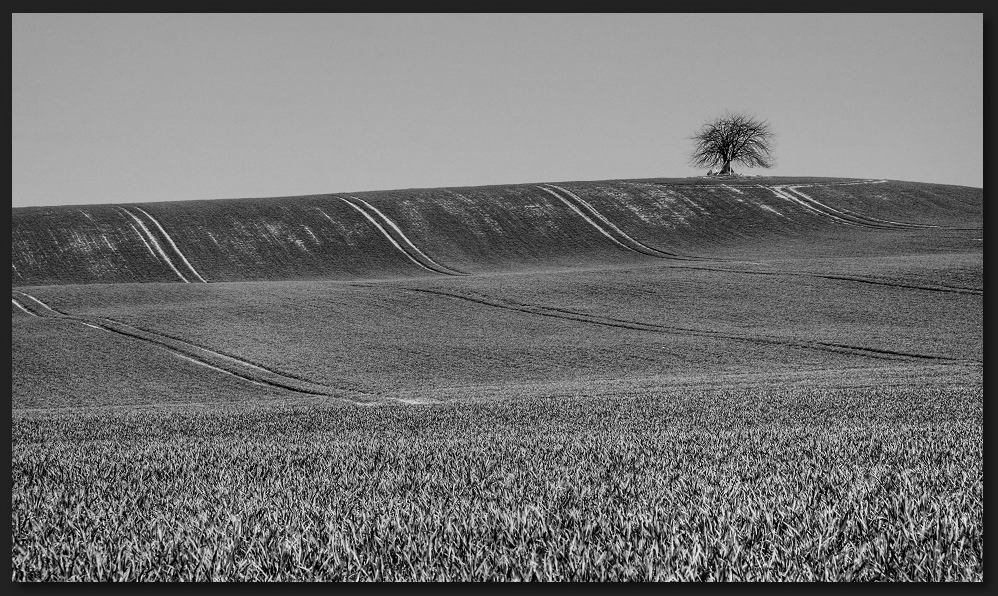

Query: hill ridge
11;177;982;287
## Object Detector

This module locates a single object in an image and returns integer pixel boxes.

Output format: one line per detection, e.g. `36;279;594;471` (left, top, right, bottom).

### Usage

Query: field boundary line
131;207;209;282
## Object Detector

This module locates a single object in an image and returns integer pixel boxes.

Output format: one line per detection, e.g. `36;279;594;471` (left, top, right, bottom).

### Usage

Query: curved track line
316;205;440;274
128;223;162;263
541;184;692;260
764;186;870;228
116;207;190;282
171;352;269;387
481;292;955;362
12;290;374;401
91;319;333;395
664;264;982;296
535;186;643;253
783;187;937;229
643;177;971;230
541;184;728;262
544;184;678;256
132;207;209;282
11;299;37;317
344;196;466;275
106;318;372;391
408;287;966;364
15;292;58;313
781;187;895;228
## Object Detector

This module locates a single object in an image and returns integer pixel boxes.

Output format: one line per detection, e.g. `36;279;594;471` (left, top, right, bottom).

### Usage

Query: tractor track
11;298;37;317
765;186;879;229
780;187;900;229
661;264;982;296
407;287;969;364
12;290;374;402
342;195;467;275
783;186;938;229
115;206;208;283
116;207;190;282
537;184;713;262
763;182;945;231
329;196;466;276
316;204;435;275
131;206;209;281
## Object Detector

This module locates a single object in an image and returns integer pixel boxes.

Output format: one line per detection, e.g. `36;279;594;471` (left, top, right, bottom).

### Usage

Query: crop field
11;176;983;581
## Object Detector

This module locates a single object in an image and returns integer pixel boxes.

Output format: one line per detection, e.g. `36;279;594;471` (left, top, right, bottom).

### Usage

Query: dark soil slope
11;177;982;287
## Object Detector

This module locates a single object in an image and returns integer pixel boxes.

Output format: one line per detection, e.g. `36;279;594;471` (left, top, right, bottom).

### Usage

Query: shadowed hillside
11;177;982;287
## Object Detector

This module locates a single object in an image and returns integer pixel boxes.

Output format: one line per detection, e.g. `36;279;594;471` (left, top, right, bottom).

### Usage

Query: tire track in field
169;352;269;388
489;292;961;362
763;186;879;229
11;290;375;402
115;207;195;283
315;205;433;274
328;196;466;276
663;264;983;296
782;186;940;229
341;195;468;275
11;298;37;317
126;223;162;263
779;186;896;228
763;182;942;230
806;180;979;230
130;207;209;282
538;184;705;261
408;287;967;363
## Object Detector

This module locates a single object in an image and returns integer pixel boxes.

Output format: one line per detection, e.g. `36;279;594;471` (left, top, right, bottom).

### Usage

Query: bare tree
689;112;775;176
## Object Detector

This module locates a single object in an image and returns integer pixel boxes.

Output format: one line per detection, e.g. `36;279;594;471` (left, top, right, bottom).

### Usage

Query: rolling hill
11;176;981;286
11;175;984;580
11;175;982;409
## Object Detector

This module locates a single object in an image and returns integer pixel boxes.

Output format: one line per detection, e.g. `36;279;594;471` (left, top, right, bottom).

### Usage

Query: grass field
11;176;983;581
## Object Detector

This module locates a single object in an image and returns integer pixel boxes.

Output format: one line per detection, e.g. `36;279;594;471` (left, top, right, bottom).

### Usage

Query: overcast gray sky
12;13;982;208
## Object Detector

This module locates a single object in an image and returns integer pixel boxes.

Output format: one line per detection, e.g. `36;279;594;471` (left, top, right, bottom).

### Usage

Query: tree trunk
719;160;732;175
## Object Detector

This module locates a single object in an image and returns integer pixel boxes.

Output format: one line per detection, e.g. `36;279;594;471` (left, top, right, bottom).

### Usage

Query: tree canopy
689;112;775;176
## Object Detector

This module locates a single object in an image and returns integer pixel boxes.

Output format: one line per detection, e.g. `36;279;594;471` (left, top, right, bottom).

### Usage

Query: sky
12;13;983;208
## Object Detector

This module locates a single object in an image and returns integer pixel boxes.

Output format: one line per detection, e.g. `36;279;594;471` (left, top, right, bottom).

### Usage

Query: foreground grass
12;386;982;581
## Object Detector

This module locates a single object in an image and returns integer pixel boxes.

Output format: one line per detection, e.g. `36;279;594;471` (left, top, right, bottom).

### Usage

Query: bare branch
688;111;776;174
